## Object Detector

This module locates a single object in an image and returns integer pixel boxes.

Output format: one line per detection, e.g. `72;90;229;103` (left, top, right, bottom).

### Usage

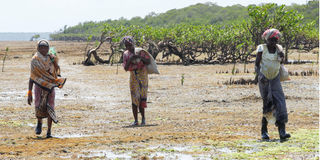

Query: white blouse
257;44;282;80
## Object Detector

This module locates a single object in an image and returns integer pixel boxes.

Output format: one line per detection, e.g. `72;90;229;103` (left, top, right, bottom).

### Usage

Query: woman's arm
27;79;34;105
254;52;262;82
124;59;130;71
53;59;59;72
276;44;285;64
49;54;61;75
255;52;262;70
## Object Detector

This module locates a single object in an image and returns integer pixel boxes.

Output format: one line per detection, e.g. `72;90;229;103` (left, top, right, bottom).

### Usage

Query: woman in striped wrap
27;40;66;138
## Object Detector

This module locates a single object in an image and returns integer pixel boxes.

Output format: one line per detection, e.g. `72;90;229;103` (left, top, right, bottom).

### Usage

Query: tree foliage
30;34;40;41
51;2;319;65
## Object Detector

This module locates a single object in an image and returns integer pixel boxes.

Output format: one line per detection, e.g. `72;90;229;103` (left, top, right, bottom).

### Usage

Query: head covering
121;36;134;45
37;39;49;47
37;39;50;53
262;29;281;41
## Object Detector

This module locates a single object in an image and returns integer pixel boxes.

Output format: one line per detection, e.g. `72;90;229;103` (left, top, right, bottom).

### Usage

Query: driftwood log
83;32;113;66
83;32;163;66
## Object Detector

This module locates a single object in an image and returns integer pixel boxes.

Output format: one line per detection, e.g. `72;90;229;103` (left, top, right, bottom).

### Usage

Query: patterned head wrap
262;29;281;41
121;36;134;46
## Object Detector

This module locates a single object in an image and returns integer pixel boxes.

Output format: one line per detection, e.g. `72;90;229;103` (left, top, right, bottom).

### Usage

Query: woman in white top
255;29;290;141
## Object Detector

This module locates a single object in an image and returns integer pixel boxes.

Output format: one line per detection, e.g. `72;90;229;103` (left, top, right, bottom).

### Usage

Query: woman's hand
278;52;285;64
139;51;151;65
27;91;33;105
141;57;150;65
27;79;34;105
49;54;55;59
125;55;138;71
128;55;139;63
132;55;140;59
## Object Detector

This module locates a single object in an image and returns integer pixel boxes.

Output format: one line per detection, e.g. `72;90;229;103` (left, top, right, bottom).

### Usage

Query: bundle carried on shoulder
274;45;290;82
135;48;160;74
279;64;290;81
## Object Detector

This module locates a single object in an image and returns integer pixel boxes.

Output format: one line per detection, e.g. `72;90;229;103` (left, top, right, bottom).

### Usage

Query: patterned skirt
34;84;58;123
129;68;148;108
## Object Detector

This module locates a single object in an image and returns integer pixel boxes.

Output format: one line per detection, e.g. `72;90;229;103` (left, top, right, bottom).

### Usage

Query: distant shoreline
0;32;51;41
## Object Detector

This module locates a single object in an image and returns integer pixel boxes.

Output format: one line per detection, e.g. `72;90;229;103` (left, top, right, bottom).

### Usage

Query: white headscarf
37;39;50;51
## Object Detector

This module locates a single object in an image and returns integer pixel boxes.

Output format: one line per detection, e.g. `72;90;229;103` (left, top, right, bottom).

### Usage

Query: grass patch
217;129;319;159
0;120;24;127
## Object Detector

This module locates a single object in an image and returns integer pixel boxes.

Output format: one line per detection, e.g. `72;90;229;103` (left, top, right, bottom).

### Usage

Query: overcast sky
0;0;309;32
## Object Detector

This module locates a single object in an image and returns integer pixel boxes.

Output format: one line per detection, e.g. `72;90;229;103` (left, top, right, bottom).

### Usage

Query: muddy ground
0;41;318;159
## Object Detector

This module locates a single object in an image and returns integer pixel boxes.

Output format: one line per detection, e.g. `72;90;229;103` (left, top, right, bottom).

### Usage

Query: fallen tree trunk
82;32;112;66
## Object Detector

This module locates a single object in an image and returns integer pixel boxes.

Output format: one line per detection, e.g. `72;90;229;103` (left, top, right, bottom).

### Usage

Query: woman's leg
271;75;290;141
132;104;138;125
258;74;271;139
35;118;42;135
140;106;145;125
277;122;290;141
47;88;55;138
47;117;52;138
34;85;42;134
261;117;269;140
139;69;148;125
130;71;140;125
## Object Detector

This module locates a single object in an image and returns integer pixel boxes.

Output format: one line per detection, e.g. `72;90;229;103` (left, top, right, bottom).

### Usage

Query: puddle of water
0;93;25;101
78;150;131;159
300;84;319;91
79;151;207;160
60;155;72;159
148;145;190;152
287;60;316;63
217;147;234;153
78;145;213;160
92;120;111;124
55;96;77;100
27;123;35;127
171;146;186;152
151;152;195;159
147;145;211;159
55;133;92;138
242;143;261;154
0;91;24;95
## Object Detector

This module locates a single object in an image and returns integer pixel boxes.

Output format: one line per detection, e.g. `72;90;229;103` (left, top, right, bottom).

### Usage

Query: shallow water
150;152;196;159
54;133;93;139
77;150;131;159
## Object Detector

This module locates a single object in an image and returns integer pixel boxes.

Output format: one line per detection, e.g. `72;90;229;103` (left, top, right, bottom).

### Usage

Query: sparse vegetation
2;47;8;72
29;34;40;41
